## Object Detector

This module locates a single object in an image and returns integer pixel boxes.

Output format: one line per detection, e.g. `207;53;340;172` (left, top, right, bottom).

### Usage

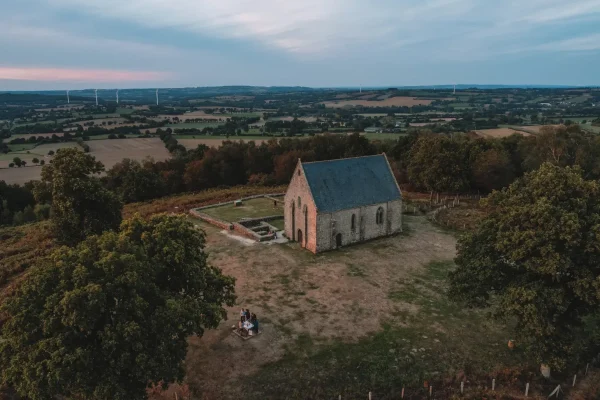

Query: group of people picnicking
234;308;259;337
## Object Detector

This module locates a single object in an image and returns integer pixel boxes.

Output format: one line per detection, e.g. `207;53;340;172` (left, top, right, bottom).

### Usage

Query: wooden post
429;385;432;396
525;382;529;397
586;363;589;375
175;393;178;400
492;379;495;391
339;395;341;400
460;381;464;393
572;374;577;387
401;387;405;398
368;391;372;400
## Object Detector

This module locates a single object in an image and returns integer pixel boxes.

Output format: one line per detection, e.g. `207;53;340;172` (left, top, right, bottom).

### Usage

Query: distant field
321;96;445;108
166;122;225;129
8;132;65;140
0;165;44;184
475;128;529;138
361;133;409;140
178;138;269;150
86;138;171;170
0;142;80;167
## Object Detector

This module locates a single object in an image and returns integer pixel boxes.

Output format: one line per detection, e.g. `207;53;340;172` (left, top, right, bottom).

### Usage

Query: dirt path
179;215;457;399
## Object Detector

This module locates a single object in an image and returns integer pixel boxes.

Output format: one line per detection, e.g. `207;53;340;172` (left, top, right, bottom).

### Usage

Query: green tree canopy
0;214;236;400
407;134;470;193
449;163;600;369
34;148;122;245
104;158;165;203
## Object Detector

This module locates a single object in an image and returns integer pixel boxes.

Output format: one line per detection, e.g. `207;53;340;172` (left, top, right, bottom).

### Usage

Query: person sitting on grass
250;313;259;334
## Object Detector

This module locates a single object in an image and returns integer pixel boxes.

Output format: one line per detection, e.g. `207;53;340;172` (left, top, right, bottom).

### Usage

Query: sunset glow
0;67;168;82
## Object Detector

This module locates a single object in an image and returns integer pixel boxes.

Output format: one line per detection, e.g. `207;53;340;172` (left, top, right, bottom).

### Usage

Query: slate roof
302;154;401;213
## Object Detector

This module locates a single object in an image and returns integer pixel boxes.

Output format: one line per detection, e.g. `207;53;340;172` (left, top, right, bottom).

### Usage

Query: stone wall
315;199;403;253
284;161;318;253
189;194;284;242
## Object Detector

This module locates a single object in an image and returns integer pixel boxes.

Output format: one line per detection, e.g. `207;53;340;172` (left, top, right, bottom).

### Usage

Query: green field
200;197;283;222
363;133;409;141
7;143;38;152
174;134;271;140
166;122;224;129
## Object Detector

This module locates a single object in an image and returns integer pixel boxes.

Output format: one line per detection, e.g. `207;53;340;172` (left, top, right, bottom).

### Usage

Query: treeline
2;125;599;226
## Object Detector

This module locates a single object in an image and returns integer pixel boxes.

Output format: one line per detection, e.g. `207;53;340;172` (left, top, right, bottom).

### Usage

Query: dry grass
0;222;55;301
123;186;287;220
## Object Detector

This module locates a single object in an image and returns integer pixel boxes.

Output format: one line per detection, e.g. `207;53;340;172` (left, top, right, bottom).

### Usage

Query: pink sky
0;67;168;82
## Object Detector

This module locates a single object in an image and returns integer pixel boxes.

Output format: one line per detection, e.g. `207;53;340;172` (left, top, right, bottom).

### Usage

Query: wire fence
324;357;599;400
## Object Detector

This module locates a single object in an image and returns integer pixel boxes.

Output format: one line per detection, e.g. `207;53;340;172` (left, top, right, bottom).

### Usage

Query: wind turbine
155;89;159;106
95;89;98;106
116;89;119;104
66;90;70;104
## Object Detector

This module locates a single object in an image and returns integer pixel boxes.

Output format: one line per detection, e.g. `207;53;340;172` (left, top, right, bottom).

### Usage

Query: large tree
449;163;600;370
0;214;236;400
34;148;122;245
407;134;470;193
104;158;165;203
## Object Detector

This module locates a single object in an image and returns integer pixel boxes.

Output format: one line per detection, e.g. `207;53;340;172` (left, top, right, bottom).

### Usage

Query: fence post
572;374;577;387
429;385;432;397
586;363;589;375
460;381;464;393
525;382;529;397
368;391;372;400
339;395;341;400
401;387;405;398
492;379;495;391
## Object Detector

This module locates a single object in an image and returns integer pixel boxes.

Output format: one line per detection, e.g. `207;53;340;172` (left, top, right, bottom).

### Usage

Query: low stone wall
232;222;276;242
194;193;285;212
189;210;233;230
189;194;284;242
238;215;283;228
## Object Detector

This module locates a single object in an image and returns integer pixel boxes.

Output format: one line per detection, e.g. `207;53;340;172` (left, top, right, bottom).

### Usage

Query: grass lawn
181;215;538;399
269;218;285;231
200;197;284;222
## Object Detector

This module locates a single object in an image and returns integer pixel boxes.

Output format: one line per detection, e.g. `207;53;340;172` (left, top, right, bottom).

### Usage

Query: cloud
0;67;169;82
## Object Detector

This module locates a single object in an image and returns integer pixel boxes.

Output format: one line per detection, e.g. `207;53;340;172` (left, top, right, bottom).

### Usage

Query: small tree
32;158;39;164
22;205;36;223
8;163;14;168
48;150;54;156
12;157;22;167
34;148;122;245
39;159;45;166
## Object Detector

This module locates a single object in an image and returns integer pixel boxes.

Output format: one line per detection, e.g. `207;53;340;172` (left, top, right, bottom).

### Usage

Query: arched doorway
297;229;303;247
335;233;342;248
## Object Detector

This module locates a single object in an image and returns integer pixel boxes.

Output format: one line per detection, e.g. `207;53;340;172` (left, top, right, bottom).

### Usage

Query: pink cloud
0;67;168;82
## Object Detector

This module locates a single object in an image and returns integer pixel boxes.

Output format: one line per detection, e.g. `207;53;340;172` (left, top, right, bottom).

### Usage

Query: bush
108;133;117;139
